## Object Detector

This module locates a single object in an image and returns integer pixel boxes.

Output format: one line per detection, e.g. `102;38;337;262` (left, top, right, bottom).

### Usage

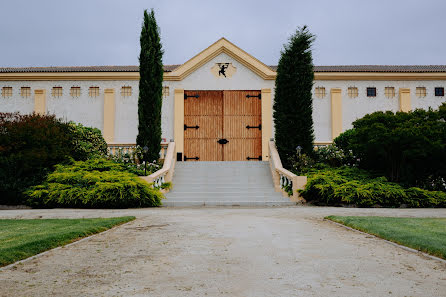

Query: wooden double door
184;90;262;161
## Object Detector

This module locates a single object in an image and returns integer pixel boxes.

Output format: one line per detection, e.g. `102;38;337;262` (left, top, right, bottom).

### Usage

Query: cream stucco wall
1;74;445;144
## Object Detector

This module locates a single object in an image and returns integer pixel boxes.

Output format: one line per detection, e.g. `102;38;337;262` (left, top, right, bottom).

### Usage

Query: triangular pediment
164;38;276;81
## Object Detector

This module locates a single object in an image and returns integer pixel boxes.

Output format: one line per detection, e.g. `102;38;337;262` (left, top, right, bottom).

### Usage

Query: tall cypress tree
273;26;315;168
137;9;163;162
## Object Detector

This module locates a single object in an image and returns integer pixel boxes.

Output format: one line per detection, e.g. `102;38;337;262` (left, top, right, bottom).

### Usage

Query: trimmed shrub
67;122;107;160
0;113;73;204
25;159;163;208
334;103;446;190
299;167;446;208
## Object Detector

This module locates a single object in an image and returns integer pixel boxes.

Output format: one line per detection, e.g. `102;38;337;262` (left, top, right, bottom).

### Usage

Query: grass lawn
0;216;135;267
326;216;446;259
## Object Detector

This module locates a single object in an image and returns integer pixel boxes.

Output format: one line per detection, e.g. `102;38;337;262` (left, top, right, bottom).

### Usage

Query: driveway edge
325;219;446;265
0;219;136;271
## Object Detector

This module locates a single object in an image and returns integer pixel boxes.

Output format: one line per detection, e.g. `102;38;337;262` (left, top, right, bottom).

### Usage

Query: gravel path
1;207;445;297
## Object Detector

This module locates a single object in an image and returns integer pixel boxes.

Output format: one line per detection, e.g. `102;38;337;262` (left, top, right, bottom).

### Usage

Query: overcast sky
1;0;445;67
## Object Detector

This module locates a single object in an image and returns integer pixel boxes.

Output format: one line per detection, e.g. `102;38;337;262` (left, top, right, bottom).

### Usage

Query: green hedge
25;159;163;208
299;167;446;207
334;103;446;190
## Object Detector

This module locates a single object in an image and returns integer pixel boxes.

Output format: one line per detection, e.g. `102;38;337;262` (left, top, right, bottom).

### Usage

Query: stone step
166;161;289;207
166;192;284;198
162;200;295;207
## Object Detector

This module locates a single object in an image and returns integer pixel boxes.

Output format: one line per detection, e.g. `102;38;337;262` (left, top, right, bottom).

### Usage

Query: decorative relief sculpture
211;63;236;78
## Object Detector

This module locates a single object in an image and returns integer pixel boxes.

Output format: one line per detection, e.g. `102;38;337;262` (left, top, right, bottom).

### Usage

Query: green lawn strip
0;216;135;267
326;216;446;259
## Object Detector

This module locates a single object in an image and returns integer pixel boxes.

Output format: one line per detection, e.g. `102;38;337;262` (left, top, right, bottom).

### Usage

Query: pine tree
273;26;315;168
136;9;164;162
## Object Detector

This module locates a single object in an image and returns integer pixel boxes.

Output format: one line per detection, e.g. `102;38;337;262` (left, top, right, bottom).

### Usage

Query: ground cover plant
326;216;446;259
298;166;446;207
0;217;135;267
26;159;163;208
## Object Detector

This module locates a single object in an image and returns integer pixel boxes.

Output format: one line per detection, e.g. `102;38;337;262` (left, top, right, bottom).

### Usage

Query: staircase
163;161;295;206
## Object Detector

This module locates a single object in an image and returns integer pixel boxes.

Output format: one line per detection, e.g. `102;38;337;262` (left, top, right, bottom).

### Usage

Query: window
162;86;169;98
347;87;358;98
89;86;99;97
1;87;12;98
435;87;444;97
314;87;326;98
121;86;132;97
367;87;376;97
52;87;63;97
384;87;395;98
70;87;81;97
20;87;31;98
416;87;427;98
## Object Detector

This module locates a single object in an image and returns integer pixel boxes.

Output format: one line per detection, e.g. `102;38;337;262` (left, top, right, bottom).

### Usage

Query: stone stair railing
268;140;307;203
140;141;176;193
107;142;170;159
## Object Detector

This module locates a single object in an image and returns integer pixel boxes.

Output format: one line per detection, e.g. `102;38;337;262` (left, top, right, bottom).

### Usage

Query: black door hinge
247;156;262;161
184;124;199;130
246;94;261;99
184;156;199;161
184;94;199;100
217;138;229;145
246;124;261;130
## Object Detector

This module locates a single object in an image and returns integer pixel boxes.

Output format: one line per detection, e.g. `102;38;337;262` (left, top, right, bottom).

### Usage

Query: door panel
223;115;262;139
184;139;222;161
223;139;262;161
222;91;262;161
223;90;261;116
184;90;223;161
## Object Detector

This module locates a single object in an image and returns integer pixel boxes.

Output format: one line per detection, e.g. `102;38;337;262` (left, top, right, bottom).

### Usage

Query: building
1;38;446;161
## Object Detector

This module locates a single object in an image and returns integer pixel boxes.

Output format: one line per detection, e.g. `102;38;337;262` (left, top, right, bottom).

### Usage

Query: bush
334;103;446;190
314;144;357;168
299;167;446;208
67;122;107;160
25;159;163;208
0;113;73;204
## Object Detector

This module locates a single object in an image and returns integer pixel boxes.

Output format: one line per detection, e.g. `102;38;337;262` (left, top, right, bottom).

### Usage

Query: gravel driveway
1;207;445;297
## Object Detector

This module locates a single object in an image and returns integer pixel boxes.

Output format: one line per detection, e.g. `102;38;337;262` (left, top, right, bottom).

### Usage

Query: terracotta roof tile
1;64;446;73
0;65;180;73
268;65;446;72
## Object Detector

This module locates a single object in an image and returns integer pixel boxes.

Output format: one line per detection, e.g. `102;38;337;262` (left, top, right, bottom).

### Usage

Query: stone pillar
174;89;184;161
34;89;46;115
330;88;342;140
103;88;115;143
261;88;272;161
399;88;411;112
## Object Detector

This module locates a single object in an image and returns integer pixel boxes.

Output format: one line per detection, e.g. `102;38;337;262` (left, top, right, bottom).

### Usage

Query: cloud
0;0;444;67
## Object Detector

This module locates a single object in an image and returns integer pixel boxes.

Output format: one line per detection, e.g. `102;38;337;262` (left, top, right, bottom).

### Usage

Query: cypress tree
136;9;164;162
273;26;315;168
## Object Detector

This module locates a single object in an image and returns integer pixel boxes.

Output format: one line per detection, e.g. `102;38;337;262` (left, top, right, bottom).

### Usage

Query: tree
273;26;315;168
136;9;164;162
